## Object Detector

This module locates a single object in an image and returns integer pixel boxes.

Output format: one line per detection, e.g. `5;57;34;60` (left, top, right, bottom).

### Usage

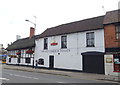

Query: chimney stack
16;35;21;40
29;27;35;38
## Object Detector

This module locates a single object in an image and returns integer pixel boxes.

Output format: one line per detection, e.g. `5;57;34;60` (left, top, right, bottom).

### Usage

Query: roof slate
103;9;120;25
6;37;35;51
36;16;104;39
6;10;120;51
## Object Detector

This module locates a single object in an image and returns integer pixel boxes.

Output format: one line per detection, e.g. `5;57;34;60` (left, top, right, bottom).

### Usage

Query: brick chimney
29;27;35;38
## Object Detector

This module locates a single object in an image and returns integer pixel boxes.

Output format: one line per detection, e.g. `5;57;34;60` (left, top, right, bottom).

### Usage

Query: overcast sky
0;0;120;48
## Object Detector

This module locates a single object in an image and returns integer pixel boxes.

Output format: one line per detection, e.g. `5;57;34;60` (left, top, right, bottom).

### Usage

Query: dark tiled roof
103;9;120;25
36;16;104;39
6;36;35;51
6;16;105;50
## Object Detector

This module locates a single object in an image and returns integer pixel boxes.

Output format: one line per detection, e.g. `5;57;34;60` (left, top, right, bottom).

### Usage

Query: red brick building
104;10;120;75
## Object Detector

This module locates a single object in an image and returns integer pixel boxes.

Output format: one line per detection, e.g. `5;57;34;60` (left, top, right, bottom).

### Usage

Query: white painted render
6;58;17;64
35;29;105;71
6;48;34;65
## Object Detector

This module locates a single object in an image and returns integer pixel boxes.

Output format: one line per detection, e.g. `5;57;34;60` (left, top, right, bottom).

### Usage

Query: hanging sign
106;57;112;63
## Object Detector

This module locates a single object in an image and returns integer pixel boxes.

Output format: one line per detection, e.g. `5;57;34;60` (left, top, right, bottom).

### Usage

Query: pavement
2;64;120;83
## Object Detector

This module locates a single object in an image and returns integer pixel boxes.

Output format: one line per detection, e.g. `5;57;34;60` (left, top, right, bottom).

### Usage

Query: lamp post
25;19;36;30
25;17;36;68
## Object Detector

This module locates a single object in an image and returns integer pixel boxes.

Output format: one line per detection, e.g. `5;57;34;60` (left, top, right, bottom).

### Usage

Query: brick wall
104;24;119;48
29;27;35;38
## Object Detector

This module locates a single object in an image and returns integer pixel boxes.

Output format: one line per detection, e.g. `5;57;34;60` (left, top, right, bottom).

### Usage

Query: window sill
61;47;67;49
86;46;95;47
113;71;120;72
43;49;48;50
115;39;120;42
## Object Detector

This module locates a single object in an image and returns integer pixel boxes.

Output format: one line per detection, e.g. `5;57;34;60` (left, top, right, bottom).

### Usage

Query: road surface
1;68;118;85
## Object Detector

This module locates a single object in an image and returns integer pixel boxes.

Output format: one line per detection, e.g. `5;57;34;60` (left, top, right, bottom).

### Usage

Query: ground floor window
25;58;31;63
38;58;44;65
114;54;120;72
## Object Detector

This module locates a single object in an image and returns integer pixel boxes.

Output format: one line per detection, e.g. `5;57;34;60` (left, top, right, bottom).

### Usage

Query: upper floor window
44;38;48;50
116;25;120;39
86;32;95;47
61;36;67;48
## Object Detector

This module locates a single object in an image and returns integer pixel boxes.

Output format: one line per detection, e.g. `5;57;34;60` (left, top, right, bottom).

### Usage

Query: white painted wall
6;57;17;64
35;29;105;71
6;48;34;66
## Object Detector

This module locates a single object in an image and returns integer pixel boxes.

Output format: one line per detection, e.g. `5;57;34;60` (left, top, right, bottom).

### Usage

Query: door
49;55;54;69
83;55;104;74
81;52;105;74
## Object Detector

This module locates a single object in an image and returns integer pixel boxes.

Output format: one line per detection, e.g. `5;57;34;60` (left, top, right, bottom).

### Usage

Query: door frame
49;55;54;69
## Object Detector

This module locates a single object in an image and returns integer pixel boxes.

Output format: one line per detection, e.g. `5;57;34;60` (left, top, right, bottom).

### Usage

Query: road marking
9;73;39;80
57;82;65;83
0;77;10;81
33;78;39;80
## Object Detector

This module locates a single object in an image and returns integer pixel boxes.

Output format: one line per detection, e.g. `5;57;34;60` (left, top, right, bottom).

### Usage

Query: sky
0;0;120;48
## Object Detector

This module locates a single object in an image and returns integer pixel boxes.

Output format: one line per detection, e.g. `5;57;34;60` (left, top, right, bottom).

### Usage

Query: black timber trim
105;48;120;53
81;51;105;55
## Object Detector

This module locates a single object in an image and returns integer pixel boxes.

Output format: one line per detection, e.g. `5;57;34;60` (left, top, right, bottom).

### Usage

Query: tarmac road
1;69;115;84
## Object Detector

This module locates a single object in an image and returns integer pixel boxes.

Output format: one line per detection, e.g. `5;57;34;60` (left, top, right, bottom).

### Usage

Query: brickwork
104;24;120;48
29;27;35;38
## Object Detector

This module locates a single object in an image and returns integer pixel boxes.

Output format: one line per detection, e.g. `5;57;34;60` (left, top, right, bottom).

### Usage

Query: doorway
49;55;54;69
81;51;105;74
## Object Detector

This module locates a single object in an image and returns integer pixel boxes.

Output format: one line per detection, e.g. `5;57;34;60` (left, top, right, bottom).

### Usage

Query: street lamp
25;19;36;30
25;17;36;68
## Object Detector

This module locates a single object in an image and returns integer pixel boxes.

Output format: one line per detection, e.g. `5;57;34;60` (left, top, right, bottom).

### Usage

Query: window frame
38;58;44;65
61;35;67;49
44;38;48;50
113;54;120;72
86;32;95;47
115;25;120;40
25;57;31;63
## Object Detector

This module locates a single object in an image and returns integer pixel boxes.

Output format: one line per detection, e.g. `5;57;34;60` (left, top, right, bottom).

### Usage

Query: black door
49;55;54;69
82;52;104;74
